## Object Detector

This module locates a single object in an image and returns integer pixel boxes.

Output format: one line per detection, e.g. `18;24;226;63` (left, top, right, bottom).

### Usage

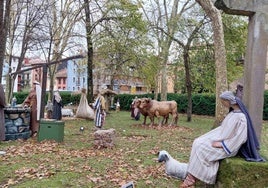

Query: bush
13;92;29;104
13;91;268;120
263;90;268;120
13;91;81;106
192;93;215;116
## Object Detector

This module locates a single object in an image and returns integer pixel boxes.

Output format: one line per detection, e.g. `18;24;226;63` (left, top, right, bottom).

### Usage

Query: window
136;87;142;92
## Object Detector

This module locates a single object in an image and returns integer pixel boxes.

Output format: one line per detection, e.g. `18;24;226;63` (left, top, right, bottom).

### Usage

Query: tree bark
0;0;11;83
196;0;228;125
84;0;94;102
184;49;192;122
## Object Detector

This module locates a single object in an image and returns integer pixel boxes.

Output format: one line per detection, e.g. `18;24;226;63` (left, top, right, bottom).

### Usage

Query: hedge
12;91;80;107
12;91;268;120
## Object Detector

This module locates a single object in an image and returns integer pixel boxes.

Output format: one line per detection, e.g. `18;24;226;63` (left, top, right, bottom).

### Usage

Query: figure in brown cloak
23;81;41;136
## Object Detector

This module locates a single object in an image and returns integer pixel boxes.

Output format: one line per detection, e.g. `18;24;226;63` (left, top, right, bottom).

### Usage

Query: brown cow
133;98;149;125
139;98;178;126
134;98;169;126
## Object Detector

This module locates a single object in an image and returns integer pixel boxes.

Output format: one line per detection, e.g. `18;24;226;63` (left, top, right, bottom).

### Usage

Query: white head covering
220;91;237;104
33;80;40;85
54;91;62;103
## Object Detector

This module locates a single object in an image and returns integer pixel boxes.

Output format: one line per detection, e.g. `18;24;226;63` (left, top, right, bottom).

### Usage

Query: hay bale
93;128;116;149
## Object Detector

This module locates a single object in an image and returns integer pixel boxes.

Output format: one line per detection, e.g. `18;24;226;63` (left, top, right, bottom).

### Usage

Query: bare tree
5;0;50;103
0;0;11;84
173;16;209;122
83;0;94;102
34;0;83;100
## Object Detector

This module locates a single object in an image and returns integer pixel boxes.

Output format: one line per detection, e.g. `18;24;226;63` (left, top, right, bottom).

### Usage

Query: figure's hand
212;141;222;148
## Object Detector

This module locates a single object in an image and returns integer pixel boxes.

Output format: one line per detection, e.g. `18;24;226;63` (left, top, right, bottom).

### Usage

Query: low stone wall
4;107;31;140
216;157;268;187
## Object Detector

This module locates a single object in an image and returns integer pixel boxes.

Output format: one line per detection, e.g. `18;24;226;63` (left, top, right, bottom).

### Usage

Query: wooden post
40;64;48;119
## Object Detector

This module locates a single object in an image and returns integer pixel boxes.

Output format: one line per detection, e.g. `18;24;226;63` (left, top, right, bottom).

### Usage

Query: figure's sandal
179;174;196;188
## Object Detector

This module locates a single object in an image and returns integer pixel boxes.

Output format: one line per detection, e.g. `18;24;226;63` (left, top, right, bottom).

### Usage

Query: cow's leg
169;113;175;126
161;116;165;125
161;115;169;125
158;116;162;126
154;111;162;126
169;118;173;126
149;115;154;127
169;112;178;126
142;115;147;126
163;114;169;125
174;112;178;126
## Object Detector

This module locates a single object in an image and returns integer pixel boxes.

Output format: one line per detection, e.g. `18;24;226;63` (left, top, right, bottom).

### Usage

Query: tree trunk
0;0;11;83
184;49;192;122
196;0;228;126
160;62;167;101
6;55;13;103
84;0;94;103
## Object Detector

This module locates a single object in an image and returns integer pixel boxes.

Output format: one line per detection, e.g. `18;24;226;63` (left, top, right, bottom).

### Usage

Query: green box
38;119;64;142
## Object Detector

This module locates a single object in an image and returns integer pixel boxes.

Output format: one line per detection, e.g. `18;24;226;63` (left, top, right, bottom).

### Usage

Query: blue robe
236;97;265;162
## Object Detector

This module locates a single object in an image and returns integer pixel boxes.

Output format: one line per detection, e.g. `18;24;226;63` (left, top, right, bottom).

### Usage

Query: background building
2;55;148;94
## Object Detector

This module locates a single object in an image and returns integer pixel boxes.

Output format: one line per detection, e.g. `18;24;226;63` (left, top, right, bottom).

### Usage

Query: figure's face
221;99;230;108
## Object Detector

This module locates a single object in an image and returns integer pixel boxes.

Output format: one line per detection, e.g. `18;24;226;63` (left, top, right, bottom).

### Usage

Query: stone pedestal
93;128;116;149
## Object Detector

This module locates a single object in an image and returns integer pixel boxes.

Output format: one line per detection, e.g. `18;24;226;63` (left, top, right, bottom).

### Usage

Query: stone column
215;0;268;140
243;13;268;140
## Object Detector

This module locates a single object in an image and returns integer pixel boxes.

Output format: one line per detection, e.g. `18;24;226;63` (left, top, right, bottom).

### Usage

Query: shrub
13;91;268;120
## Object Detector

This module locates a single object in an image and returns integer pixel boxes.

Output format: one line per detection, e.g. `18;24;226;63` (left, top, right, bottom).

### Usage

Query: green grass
0;111;267;188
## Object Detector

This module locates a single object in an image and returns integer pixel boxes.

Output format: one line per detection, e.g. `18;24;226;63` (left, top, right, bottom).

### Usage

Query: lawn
0;111;267;188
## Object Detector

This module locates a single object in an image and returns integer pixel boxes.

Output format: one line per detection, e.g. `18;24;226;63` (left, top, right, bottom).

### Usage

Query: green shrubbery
114;93;216;116
115;92;268;120
13;91;80;106
13;91;268;120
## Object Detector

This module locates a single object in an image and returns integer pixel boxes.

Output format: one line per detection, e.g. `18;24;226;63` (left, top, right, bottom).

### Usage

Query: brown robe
0;84;6;141
23;88;39;135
